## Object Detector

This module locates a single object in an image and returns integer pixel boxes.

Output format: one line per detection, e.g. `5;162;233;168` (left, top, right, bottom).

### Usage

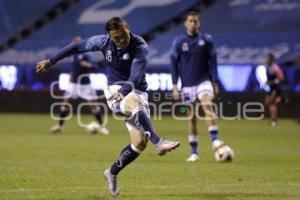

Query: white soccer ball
215;145;234;162
85;122;100;134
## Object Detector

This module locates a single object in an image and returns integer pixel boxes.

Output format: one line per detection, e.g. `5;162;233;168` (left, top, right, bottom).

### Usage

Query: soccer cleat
49;124;63;133
155;138;180;156
212;139;225;151
103;168;120;197
97;126;110;135
186;153;200;162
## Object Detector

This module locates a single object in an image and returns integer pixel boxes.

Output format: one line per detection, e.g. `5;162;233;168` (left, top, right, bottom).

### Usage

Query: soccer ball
214;145;234;162
85;121;100;134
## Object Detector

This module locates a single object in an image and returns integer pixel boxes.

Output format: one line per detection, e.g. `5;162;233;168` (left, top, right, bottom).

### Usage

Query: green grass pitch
0;113;299;200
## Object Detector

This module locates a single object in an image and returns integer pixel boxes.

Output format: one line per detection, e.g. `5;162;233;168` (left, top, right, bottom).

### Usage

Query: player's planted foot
186;153;200;162
155;138;180;156
103;168;120;197
97;126;110;135
50;124;63;133
212;139;224;151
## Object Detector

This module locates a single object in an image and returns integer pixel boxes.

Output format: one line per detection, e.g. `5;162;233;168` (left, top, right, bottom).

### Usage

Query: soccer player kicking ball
170;11;229;162
36;17;180;197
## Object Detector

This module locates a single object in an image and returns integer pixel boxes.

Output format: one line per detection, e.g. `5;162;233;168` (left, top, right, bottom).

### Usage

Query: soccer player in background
50;36;109;135
36;17;180;197
265;53;284;126
170;11;230;162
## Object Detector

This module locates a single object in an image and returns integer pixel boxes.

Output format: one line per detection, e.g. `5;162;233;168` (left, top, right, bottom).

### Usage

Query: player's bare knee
200;93;213;104
134;139;148;151
130;129;148;151
200;94;213;110
200;101;217;121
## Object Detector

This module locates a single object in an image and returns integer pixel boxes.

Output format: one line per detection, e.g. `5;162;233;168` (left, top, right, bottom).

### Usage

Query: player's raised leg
121;92;180;155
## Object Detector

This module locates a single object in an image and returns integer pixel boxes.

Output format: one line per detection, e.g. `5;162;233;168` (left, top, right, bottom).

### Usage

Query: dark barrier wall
0;91;299;119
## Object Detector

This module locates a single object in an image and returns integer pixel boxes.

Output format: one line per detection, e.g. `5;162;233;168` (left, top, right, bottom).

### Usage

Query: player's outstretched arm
36;35;105;73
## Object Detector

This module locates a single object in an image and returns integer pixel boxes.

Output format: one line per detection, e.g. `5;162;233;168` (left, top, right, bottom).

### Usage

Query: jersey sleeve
206;35;218;84
118;37;148;96
170;38;180;85
49;35;106;65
